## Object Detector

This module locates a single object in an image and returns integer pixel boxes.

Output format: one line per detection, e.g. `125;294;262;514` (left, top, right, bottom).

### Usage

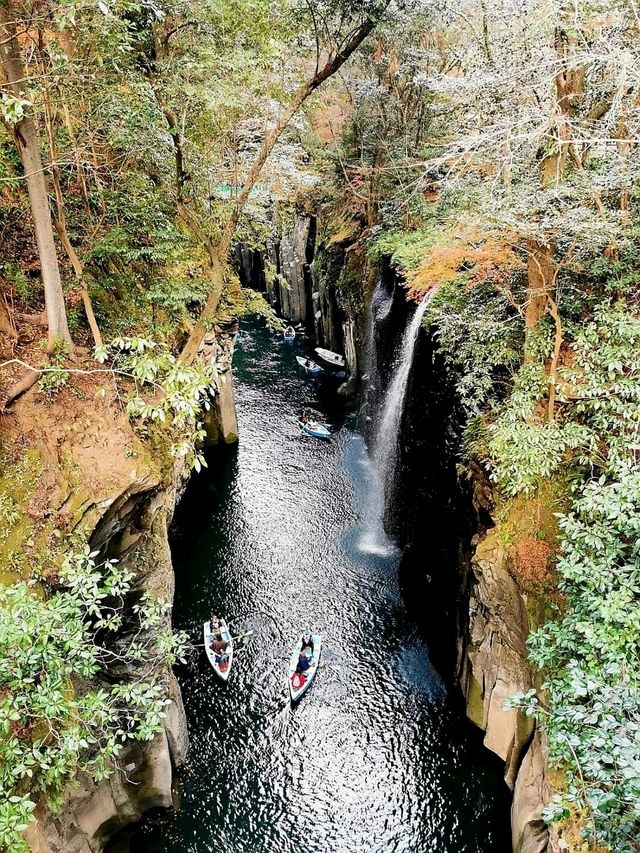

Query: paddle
230;630;254;643
193;630;253;649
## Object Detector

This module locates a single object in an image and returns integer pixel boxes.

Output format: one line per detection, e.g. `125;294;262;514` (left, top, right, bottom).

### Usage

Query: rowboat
284;326;296;341
299;420;332;440
203;617;233;682
295;355;324;375
315;347;346;369
288;634;322;702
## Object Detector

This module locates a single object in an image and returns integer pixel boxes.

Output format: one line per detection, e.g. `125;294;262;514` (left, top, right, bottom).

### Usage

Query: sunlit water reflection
122;318;510;853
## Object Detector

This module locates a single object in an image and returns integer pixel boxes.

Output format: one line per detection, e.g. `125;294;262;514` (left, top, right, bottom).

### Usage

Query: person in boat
296;652;311;674
305;357;311;368
296;637;314;673
299;408;309;424
210;613;220;632
211;636;228;654
215;651;229;667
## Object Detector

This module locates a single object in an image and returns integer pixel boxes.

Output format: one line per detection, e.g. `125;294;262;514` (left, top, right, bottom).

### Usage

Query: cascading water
360;291;433;554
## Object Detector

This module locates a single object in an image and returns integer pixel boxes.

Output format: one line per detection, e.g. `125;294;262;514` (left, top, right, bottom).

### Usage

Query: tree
0;548;187;850
0;1;73;352
145;0;392;363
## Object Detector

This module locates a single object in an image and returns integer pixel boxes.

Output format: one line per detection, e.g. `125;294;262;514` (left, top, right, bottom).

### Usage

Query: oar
194;630;253;648
230;630;254;643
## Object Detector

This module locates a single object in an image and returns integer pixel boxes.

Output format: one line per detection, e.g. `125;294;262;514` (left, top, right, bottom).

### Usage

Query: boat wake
272;701;292;738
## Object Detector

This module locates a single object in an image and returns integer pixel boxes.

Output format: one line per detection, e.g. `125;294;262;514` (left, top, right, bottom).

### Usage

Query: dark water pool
122;317;510;853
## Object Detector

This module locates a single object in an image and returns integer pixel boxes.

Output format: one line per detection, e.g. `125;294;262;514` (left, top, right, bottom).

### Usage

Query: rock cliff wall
460;490;562;853
9;395;192;853
235;210;366;385
0;336;235;851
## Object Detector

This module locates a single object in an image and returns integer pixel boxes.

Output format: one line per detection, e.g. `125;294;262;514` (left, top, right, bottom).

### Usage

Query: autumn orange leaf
405;229;523;299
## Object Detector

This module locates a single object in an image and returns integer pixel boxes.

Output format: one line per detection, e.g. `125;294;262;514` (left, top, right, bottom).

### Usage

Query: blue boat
288;634;322;702
299;420;332;440
296;355;324;375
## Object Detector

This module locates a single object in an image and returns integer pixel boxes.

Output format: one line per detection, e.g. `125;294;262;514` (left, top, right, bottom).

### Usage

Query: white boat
288;634;322;702
298;420;332;440
315;347;346;368
203;617;233;682
284;326;296;341
295;355;323;375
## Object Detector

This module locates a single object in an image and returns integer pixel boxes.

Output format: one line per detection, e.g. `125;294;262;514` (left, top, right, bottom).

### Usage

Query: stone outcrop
464;533;534;787
512;731;558;853
275;214;315;323
200;319;239;445
461;505;560;852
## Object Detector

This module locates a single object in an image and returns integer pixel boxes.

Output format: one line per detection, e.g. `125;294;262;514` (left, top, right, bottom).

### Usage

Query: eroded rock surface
463;525;559;852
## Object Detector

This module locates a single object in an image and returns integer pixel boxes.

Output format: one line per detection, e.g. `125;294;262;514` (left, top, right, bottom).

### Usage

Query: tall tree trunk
176;6;389;364
0;5;73;352
526;27;580;343
525;239;556;333
40;73;103;348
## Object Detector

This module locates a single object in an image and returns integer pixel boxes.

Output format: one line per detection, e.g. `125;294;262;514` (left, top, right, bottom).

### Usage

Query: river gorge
1;5;634;851
114;316;511;853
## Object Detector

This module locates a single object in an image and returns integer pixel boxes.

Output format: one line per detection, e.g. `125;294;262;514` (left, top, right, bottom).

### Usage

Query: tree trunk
546;293;563;423
526;28;578;346
539;28;584;187
525;239;555;331
40;83;103;349
0;5;73;352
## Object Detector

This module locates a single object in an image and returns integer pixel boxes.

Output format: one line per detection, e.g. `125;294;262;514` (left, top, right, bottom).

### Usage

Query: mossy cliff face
0;361;212;851
460;480;569;853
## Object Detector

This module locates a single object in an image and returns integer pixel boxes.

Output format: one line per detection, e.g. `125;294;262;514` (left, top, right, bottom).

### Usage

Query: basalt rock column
200;321;240;445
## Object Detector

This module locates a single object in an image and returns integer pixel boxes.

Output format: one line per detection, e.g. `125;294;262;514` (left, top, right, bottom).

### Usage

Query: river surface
123;317;510;853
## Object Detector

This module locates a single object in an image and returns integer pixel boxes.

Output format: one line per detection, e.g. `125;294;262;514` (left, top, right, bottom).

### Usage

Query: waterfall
372;293;432;489
359;292;433;555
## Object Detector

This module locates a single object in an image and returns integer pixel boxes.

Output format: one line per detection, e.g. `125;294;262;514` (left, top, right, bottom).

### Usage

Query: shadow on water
113;317;511;853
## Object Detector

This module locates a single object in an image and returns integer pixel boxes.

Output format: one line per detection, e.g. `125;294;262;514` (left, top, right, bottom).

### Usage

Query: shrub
0;548;187;851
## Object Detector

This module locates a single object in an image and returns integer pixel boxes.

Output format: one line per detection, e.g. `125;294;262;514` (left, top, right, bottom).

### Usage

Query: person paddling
211;636;228;654
297;652;311;673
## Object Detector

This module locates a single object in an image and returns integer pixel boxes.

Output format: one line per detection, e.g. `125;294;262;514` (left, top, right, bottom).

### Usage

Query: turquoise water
122;317;510;853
